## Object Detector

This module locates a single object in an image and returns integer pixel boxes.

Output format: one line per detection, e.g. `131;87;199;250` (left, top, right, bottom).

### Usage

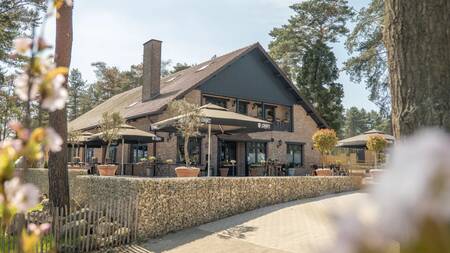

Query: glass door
218;141;237;176
245;142;267;175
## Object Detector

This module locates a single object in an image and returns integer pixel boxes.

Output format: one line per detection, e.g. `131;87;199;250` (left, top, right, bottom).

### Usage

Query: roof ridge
161;42;256;82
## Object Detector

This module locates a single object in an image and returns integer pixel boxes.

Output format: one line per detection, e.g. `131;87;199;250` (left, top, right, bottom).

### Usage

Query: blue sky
44;0;376;110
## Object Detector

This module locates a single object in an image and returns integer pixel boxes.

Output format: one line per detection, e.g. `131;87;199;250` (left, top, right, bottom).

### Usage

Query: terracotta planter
219;167;229;177
249;167;258;176
175;167;200;177
316;169;332;176
98;164;118;176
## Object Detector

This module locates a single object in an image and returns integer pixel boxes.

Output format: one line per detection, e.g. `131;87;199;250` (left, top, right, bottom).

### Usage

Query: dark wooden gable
198;48;298;106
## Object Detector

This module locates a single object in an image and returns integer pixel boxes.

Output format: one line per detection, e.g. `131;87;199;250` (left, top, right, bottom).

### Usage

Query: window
264;105;276;122
107;145;117;163
255;104;263;119
247;142;267;165
287;143;303;167
177;136;202;165
237;101;248;115
130;144;148;163
205;96;227;108
86;148;95;163
219;141;237;165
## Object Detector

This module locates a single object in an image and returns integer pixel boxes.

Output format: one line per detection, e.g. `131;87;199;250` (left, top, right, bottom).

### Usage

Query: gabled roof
69;43;328;131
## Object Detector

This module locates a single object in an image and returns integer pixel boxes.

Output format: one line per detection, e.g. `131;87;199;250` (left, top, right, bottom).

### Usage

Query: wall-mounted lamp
167;132;172;141
277;140;283;148
270;138;275;142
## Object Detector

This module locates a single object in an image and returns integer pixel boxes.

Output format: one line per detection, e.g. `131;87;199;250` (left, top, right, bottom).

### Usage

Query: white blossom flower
13;37;32;54
45;127;63;152
41;74;68;111
4;178;40;213
28;223;51;236
370;129;450;241
14;74;39;101
330;129;450;253
65;0;73;6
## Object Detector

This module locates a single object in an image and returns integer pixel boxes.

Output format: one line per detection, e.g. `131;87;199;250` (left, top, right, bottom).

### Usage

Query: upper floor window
255;104;263;119
237;101;248;115
264;105;276;122
205;96;227;108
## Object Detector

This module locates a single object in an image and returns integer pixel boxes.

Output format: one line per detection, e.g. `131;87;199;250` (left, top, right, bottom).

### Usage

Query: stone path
140;192;367;253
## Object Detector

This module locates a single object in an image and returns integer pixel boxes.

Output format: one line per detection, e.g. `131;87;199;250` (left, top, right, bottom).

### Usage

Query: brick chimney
142;39;162;102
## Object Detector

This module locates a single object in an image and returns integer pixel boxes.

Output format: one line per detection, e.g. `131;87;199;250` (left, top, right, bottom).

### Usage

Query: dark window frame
286;143;304;167
264;105;276;122
236;100;248;115
204;96;228;108
246;141;267;165
177;135;202;165
130;144;148;163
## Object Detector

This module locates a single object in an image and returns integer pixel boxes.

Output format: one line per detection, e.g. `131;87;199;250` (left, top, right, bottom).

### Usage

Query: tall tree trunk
384;0;450;138
48;2;73;208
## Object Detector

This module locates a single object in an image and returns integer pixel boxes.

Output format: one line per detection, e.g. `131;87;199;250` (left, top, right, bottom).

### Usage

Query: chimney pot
142;39;162;102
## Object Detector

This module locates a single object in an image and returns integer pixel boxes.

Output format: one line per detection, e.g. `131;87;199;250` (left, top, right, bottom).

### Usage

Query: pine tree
269;0;353;133
297;40;344;133
344;0;389;114
68;68;86;120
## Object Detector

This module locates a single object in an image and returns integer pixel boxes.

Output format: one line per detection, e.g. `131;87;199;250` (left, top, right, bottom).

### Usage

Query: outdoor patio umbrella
87;124;162;174
150;103;272;176
337;129;395;148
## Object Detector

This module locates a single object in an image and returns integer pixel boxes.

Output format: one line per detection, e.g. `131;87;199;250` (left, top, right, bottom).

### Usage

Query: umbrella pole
121;138;125;175
208;123;211;177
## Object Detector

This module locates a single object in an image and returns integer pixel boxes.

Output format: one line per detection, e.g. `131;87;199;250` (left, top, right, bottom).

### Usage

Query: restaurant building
69;39;328;176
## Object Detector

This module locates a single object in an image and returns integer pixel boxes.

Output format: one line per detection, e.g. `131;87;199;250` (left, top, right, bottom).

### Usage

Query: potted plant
168;100;203;177
220;167;229;177
97;112;123;176
312;129;338;176
287;163;296;176
249;163;259;176
366;134;387;172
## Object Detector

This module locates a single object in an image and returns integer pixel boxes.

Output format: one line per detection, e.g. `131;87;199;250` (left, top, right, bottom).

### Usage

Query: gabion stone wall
19;168;87;195
73;176;361;239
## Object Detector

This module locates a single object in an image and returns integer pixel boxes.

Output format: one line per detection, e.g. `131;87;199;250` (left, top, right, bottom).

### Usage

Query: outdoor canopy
150;103;272;176
337;129;395;148
85;124;162;174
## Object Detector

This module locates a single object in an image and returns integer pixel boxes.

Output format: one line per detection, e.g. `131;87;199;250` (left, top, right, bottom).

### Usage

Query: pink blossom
13;38;32;54
14;74;39;101
28;223;51;236
45;127;63;152
4;178;40;213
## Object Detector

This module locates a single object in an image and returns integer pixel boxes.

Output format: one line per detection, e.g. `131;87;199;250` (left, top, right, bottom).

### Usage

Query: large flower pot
249;167;258;176
316;168;332;176
175;167;200;177
219;167;229;177
98;164;118;176
287;168;296;176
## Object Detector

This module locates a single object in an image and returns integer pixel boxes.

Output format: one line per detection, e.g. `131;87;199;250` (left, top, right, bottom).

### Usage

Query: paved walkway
140;192;367;253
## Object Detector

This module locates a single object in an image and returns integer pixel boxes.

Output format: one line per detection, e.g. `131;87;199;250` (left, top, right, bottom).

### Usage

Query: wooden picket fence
1;197;139;253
